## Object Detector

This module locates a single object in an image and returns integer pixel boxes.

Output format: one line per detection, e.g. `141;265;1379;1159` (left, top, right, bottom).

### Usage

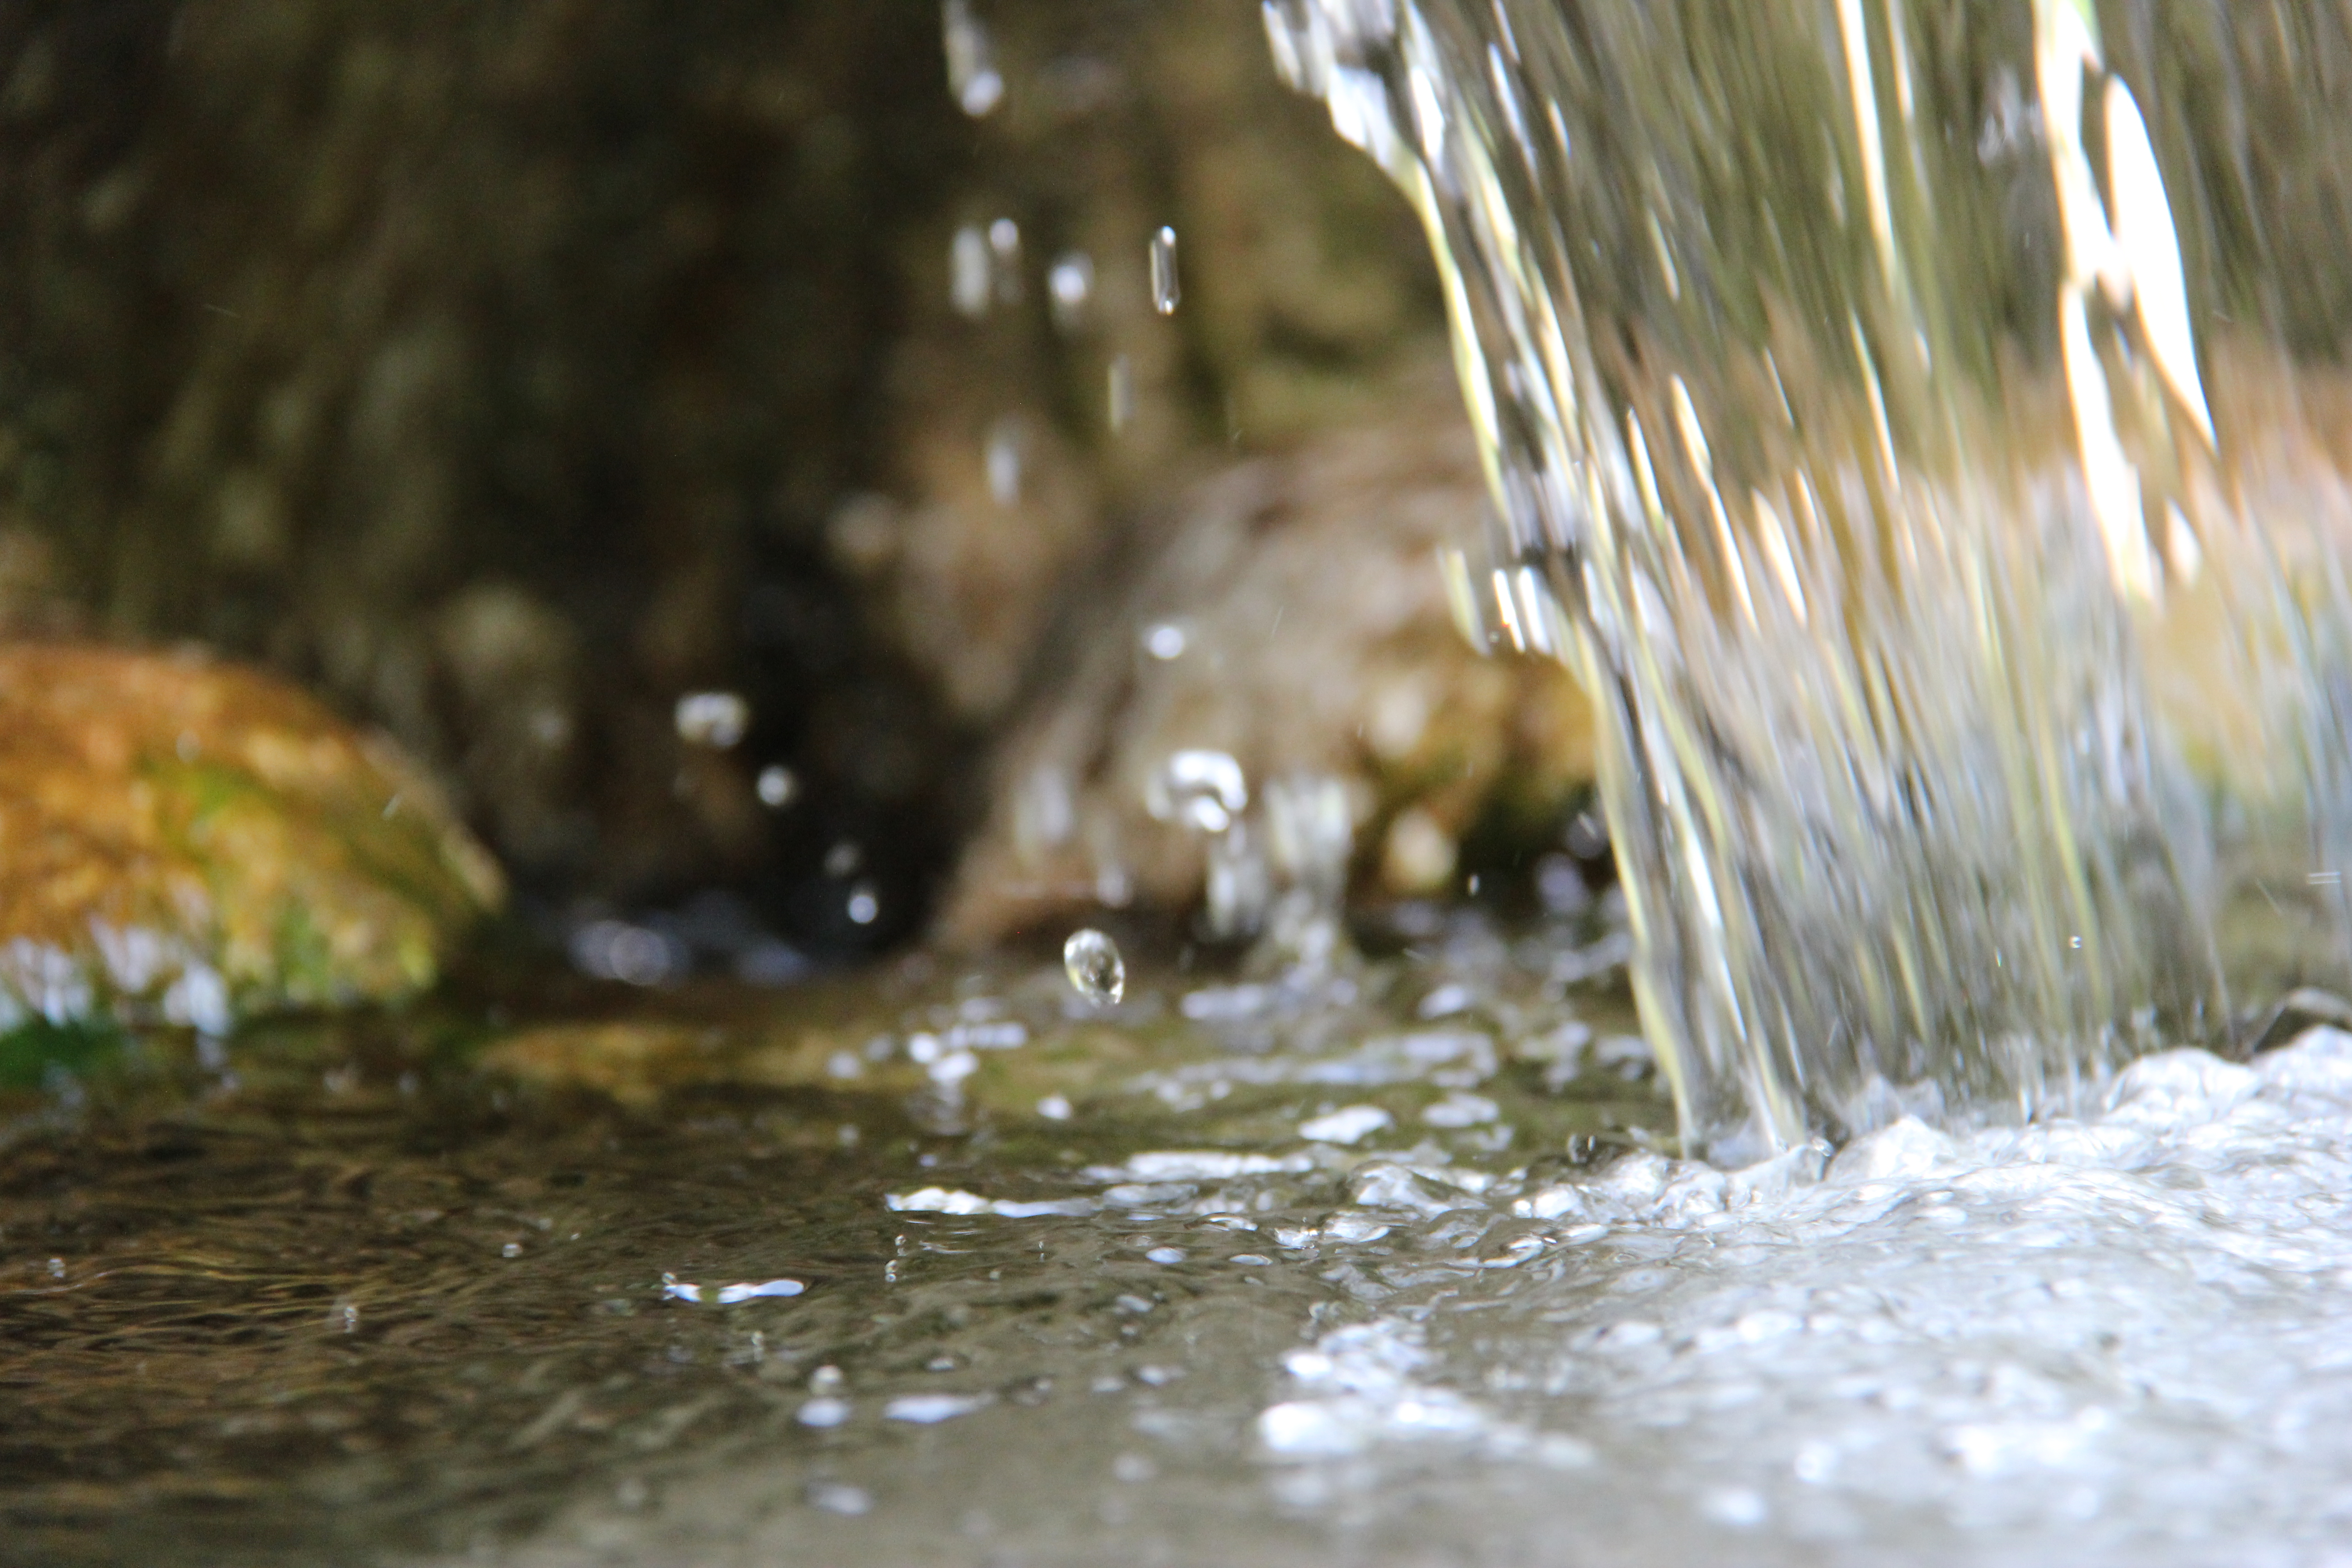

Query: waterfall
1267;0;2352;1160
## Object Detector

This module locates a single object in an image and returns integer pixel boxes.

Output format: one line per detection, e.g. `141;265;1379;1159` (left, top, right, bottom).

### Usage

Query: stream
14;2;2352;1563
10;907;2352;1565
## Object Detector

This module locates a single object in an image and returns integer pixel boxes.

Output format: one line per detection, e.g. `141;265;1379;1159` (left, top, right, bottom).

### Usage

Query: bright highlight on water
1270;0;2352;1161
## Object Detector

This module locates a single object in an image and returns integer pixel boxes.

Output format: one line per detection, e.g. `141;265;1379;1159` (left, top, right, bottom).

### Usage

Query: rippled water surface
9;907;2352;1566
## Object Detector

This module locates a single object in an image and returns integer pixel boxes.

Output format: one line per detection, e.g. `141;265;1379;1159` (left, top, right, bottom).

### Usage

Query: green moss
0;1016;127;1091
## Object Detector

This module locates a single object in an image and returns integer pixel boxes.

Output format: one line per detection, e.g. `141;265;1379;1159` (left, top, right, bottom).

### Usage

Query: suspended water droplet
941;0;1003;118
1107;354;1136;432
847;882;881;926
987;217;1023;306
1204;819;1271;939
1149;225;1181;314
1141;620;1188;660
756;765;799;809
674;691;749;749
1145;749;1249;833
1063;927;1126;1007
824;841;862;877
1048;251;1094;332
951;224;990;318
985;418;1022;505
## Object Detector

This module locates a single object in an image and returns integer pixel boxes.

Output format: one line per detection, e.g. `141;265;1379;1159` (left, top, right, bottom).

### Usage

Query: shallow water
0;905;1651;1565
10;909;2352;1565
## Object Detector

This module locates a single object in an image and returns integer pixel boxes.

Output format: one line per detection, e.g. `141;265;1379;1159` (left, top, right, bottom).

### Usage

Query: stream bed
8;904;2352;1565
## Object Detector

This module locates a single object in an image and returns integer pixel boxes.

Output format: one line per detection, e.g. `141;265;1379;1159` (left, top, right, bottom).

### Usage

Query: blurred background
0;0;1598;977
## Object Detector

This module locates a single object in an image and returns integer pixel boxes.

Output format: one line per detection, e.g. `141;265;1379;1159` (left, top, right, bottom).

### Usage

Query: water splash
1270;0;2352;1160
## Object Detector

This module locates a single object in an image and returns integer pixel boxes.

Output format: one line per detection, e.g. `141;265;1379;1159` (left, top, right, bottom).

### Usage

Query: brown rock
0;643;503;1030
935;375;1596;949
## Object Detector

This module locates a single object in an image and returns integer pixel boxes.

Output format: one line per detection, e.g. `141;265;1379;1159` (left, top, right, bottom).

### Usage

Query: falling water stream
17;4;2352;1564
1269;0;2352;1161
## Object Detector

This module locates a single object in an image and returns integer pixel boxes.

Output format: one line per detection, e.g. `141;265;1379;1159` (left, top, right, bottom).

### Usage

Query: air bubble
1063;927;1126;1008
1149;225;1181;314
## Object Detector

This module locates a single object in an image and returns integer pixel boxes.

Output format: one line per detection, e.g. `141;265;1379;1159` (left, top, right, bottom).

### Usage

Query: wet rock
0;643;503;1031
935;375;1596;949
0;0;965;926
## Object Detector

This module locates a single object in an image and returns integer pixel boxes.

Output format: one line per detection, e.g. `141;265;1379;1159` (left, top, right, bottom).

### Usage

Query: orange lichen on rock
0;643;503;1030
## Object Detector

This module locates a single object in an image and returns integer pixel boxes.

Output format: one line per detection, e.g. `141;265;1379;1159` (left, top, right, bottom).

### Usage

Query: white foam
1256;1031;2352;1557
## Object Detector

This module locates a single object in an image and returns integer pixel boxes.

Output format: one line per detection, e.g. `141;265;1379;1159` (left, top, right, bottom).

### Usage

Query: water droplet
757;765;799;809
847;882;881;926
674;691;749;749
809;1364;846;1395
824;841;862;877
1048;251;1094;332
985;418;1022;506
1142;621;1188;660
1063;927;1126;1007
951;224;990;318
1036;1093;1073;1121
941;0;1002;118
1107;354;1136;432
1149;225;1181;314
501;1241;524;1259
1145;749;1248;834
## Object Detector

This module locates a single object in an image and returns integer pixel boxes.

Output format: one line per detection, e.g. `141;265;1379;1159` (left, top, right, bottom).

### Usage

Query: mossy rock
0;643;503;1032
